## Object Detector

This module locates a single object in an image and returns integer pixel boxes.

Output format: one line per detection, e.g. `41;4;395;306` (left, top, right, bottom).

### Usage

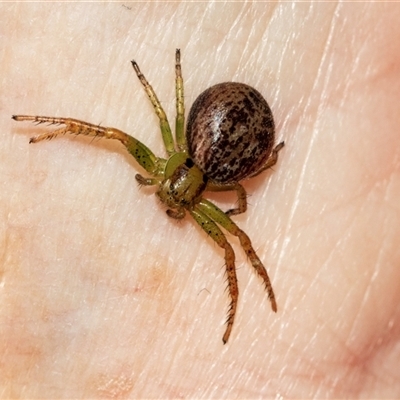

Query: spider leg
12;115;162;176
135;174;159;186
189;206;238;344
198;198;277;311
174;49;187;152
206;181;248;216
131;60;175;157
248;141;285;178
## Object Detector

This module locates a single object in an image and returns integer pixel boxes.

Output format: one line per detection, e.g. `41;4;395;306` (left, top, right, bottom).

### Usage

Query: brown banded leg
206;181;248;216
189;207;238;344
198;199;277;312
12;115;160;175
249;141;285;178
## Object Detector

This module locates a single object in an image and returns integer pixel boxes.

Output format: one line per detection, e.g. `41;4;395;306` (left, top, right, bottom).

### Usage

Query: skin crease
1;2;400;398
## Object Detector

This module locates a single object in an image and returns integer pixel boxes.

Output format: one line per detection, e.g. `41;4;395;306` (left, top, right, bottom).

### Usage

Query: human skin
1;2;400;398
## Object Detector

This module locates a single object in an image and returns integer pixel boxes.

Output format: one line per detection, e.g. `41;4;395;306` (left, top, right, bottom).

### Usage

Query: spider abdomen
186;82;275;183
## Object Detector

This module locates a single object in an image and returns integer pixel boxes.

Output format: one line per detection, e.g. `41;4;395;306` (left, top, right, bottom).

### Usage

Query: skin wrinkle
351;283;375;346
340;229;396;394
280;179;393;395
279;19;339;244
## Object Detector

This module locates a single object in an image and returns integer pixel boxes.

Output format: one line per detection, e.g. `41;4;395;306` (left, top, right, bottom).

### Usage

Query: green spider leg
189;206;238;344
11;115;164;176
131;48;186;156
174;49;187;152
192;199;277;343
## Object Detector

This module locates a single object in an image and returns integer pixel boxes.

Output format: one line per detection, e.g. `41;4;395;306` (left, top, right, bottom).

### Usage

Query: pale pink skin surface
2;3;400;398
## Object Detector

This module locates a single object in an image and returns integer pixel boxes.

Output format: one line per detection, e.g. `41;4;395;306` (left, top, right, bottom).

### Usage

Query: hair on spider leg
88;131;105;144
40;119;62;127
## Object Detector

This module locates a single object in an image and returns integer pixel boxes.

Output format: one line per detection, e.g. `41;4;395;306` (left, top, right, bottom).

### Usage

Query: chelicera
13;49;284;344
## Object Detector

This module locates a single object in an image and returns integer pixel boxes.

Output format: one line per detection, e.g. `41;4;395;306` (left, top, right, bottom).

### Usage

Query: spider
12;49;284;344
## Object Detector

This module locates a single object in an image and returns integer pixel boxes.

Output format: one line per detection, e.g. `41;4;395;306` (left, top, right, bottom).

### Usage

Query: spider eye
185;158;194;168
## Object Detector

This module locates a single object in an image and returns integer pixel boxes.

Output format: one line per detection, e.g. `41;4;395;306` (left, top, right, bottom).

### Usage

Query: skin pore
2;2;400;398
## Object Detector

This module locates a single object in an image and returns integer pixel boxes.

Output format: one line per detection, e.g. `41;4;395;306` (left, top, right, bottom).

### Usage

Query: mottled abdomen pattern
186;82;275;183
